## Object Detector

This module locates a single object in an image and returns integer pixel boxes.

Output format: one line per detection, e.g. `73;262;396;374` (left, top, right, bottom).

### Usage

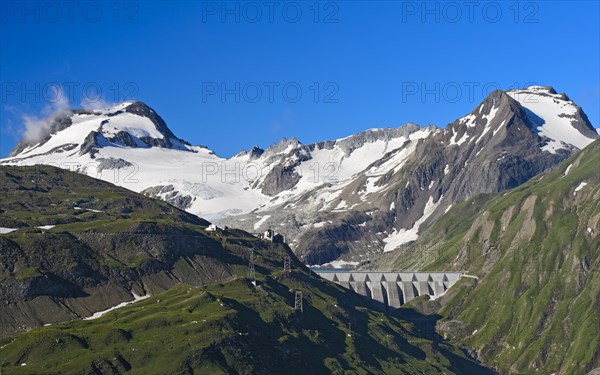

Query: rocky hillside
0;164;244;337
373;140;600;374
0;165;493;374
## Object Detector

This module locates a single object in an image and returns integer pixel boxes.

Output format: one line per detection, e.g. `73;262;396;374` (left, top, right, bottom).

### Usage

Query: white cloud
80;97;116;111
21;87;71;144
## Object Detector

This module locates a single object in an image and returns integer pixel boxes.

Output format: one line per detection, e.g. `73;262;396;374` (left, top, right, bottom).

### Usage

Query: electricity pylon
294;291;303;313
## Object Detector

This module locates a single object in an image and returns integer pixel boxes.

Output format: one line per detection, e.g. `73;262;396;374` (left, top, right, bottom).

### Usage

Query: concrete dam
314;271;464;308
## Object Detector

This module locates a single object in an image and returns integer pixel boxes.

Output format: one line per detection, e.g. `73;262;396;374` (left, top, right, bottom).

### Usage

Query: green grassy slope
0;268;492;374
0;165;492;374
0;165;250;337
0;164;207;230
379;140;600;374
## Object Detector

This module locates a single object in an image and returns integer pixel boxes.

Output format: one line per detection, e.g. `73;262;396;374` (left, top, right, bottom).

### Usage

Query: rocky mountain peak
445;89;525;145
262;136;302;157
522;85;557;94
248;145;265;159
505;86;598;151
234;145;265;159
7;101;194;162
476;89;520;119
123;101;183;143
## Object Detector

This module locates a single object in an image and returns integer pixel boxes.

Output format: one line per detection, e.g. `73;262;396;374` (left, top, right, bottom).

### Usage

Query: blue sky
1;1;599;158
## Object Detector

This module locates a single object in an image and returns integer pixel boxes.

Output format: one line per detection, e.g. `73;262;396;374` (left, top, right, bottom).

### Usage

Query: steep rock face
261;164;302;196
106;130;141;148
256;137;307;196
234;145;265;160
79;130;104;157
124;101;185;144
443;90;559;194
141;184;194;210
381;89;568;227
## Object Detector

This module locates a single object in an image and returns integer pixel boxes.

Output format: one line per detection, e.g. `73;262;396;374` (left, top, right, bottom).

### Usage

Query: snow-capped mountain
2;86;597;266
2;103;435;220
505;86;598;152
222;86;597;265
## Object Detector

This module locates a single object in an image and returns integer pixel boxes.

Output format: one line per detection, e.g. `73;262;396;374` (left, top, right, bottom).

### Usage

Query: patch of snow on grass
73;207;104;213
85;292;150;320
574;181;587;195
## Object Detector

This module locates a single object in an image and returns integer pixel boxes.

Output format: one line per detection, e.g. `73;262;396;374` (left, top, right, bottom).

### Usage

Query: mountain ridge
2;86;597;266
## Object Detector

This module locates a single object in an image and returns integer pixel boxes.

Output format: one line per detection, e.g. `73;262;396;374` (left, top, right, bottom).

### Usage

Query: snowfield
507;86;597;153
